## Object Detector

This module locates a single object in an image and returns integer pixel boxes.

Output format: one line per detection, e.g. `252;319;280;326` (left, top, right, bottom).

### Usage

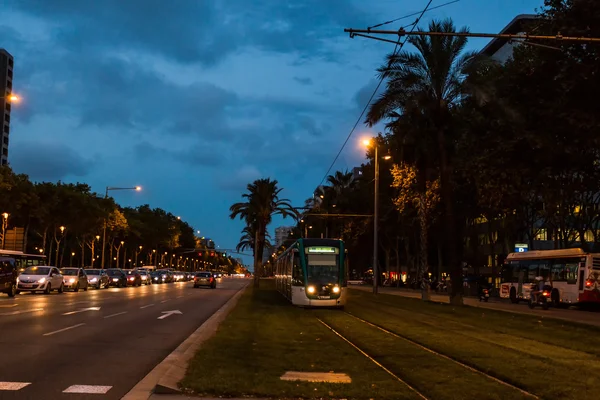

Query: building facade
274;226;293;248
0;49;14;166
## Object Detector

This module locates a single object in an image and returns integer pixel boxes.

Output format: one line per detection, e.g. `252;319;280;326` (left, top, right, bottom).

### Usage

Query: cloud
216;165;263;192
134;141;226;168
293;76;313;85
10;141;96;181
353;78;384;110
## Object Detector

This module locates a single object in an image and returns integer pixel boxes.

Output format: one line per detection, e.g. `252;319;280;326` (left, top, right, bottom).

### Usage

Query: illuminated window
535;229;547;241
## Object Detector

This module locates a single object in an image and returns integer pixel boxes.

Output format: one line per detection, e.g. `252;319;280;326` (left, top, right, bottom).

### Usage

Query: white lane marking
62;307;101;315
103;311;127;319
160;299;170;303
43;323;85;336
140;304;155;309
0;308;43;316
0;304;18;308
0;382;31;390
176;295;184;299
157;310;182;320
63;385;112;394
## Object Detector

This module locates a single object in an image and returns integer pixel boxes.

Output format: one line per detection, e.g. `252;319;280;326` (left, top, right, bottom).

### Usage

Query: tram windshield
306;254;339;284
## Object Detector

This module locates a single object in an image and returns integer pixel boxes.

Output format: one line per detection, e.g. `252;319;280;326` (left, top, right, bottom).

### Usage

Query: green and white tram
275;238;347;307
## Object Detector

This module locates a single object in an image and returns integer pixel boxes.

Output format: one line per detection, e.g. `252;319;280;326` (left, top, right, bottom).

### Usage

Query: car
106;268;127;287
124;269;142;286
60;268;89;292
193;271;216;289
17;266;64;294
137;269;152;285
150;270;164;284
0;257;18;297
84;268;110;289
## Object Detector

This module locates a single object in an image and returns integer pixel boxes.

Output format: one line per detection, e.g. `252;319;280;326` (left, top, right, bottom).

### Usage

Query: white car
17;266;64;294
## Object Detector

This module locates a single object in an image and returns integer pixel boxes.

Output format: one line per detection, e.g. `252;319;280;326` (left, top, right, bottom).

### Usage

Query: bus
0;249;46;272
275;238;347;308
499;248;600;305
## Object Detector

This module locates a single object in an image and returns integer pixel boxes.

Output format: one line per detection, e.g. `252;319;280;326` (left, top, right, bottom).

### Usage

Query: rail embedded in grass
179;280;419;399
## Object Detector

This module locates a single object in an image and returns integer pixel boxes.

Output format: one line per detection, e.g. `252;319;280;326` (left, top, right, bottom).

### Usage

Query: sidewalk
349;285;600;328
149;396;269;400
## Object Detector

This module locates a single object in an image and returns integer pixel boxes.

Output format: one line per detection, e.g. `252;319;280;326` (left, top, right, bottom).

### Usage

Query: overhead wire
368;0;460;30
315;0;436;191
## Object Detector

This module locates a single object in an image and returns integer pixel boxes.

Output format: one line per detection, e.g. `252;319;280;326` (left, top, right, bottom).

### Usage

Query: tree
367;18;483;305
230;178;298;288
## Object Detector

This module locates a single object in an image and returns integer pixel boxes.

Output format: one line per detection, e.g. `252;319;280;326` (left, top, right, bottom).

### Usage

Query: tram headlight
332;286;340;294
307;285;316;294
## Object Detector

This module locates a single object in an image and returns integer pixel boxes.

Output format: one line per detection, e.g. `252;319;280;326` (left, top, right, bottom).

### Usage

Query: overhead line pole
344;28;600;44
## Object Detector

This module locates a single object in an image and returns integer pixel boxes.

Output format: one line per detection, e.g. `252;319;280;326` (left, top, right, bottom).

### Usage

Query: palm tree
230;178;298;287
366;18;482;305
236;225;272;253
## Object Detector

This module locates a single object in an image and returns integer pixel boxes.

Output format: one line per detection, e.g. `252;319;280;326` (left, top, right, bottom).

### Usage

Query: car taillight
542;291;550;297
483;289;488;294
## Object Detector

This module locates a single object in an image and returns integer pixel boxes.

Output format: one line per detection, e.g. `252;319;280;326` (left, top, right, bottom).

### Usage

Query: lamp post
363;138;380;294
101;186;141;268
55;225;66;267
1;212;8;249
135;245;142;267
70;252;75;267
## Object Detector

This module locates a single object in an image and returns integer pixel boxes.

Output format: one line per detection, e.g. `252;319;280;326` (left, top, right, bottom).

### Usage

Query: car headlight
307;285;316;294
113;278;119;282
90;277;98;282
154;277;158;280
332;286;340;294
69;278;76;283
38;277;46;283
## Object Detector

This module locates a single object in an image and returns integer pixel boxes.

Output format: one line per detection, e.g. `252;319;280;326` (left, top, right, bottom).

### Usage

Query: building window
4;114;9;123
7;70;12;79
1;159;6;166
2;148;7;156
5;81;11;89
8;59;13;67
3;125;8;134
535;229;548;241
3;137;7;145
584;230;594;242
474;216;488;224
5;103;10;112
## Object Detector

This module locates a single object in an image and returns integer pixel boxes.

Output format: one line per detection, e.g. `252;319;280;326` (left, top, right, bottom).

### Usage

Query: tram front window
306;254;339;285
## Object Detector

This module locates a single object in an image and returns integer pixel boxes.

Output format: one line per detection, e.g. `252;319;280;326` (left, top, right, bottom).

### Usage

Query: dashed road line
104;311;127;319
0;308;43;316
63;385;112;394
176;295;184;299
160;299;170;303
43;323;85;336
0;382;31;390
140;303;155;309
0;304;18;308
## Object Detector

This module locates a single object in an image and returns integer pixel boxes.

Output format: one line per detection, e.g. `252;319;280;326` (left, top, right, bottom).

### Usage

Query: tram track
316;317;429;400
340;311;540;399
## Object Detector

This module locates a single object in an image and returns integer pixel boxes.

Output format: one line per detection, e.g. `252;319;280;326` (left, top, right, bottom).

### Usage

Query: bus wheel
510;288;519;304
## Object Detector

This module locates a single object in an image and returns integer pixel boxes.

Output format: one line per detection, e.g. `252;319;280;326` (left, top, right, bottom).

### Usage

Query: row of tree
0;166;246;274
275;0;600;304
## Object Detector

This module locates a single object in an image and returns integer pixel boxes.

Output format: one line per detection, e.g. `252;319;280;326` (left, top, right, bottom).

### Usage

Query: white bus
499;248;600;305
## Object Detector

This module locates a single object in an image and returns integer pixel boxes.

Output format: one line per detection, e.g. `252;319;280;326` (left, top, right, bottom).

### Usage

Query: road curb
122;282;249;400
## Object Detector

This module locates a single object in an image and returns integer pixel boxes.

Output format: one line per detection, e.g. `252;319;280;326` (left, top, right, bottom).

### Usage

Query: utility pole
373;144;379;295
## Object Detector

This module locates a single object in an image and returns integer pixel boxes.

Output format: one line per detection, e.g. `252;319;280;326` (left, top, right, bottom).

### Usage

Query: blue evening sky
2;0;542;264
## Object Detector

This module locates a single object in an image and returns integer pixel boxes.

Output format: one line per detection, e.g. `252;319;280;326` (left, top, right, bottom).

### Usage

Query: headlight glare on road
38;277;46;283
307;285;316;294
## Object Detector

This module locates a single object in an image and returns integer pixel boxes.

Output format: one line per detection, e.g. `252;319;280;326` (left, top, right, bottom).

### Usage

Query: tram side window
292;252;304;286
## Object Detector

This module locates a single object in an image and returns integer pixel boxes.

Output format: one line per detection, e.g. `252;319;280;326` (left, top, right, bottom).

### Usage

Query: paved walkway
349;285;600;327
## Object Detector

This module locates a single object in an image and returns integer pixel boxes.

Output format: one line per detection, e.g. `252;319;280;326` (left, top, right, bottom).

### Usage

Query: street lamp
1;212;8;249
101;185;142;268
1;94;20;103
55;226;66;267
135;245;142;267
363;137;379;294
70;252;75;267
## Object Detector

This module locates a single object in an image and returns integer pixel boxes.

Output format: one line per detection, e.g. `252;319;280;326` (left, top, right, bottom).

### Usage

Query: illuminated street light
362;137;379;294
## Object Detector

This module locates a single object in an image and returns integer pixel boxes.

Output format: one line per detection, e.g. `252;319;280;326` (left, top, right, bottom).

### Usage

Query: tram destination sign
307;247;337;254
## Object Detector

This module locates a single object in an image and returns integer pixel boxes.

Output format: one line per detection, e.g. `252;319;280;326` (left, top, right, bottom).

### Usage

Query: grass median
180;280;419;399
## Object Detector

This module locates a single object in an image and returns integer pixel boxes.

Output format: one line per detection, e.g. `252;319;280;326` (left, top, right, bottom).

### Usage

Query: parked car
17;266;64;294
106;268;127;287
124;269;142;286
0;257;18;297
60;268;89;292
84;269;110;289
193;271;216;289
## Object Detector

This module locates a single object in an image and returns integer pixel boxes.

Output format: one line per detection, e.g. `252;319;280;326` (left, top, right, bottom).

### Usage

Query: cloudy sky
2;0;541;263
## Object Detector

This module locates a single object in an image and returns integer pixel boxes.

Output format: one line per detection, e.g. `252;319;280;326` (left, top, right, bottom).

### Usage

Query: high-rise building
274;226;293;248
0;49;14;166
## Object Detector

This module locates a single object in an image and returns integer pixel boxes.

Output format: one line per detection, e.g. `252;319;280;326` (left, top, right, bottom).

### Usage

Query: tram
274;238;347;307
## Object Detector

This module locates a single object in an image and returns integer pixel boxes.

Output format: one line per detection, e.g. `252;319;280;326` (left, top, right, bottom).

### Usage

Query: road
350;285;600;327
0;277;248;399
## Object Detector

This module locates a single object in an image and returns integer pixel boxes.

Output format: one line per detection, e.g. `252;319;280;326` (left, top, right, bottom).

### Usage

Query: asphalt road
350;285;600;327
0;277;249;399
